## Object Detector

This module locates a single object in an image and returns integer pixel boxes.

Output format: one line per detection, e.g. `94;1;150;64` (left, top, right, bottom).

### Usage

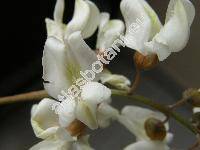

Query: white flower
58;82;119;129
42;31;98;99
120;0;195;61
96;12;125;51
42;30;119;129
94;13;130;91
46;0;100;41
193;107;200;114
30;98;93;150
100;69;131;91
118;106;173;150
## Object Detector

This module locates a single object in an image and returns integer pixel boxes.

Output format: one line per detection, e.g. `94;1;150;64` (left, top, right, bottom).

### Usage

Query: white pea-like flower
42;31;119;129
120;0;195;61
30;98;93;150
95;13;130;91
118;106;173;150
96;12;125;51
58;81;119;129
46;0;100;41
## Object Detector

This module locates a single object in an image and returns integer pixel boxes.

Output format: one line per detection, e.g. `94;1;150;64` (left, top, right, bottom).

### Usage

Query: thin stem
0;89;198;135
128;67;141;94
0;90;48;105
169;97;188;109
111;89;199;135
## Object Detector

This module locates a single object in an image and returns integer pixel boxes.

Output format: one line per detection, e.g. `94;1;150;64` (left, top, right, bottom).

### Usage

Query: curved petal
149;0;191;61
43;32;98;99
81;0;100;38
31;98;60;139
100;69;130;91
81;82;111;104
65;0;100;39
57;99;76;127
67;31;99;80
53;0;65;23
140;0;162;39
76;100;98;129
42;37;72;99
124;141;170;150
120;0;151;54
165;0;195;26
119;106;169;140
97;103;119;128
45;18;66;40
76;82;111;129
96;13;125;49
29;139;71;150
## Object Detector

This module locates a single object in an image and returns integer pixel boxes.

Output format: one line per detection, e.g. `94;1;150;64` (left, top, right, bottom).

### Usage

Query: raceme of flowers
30;0;195;149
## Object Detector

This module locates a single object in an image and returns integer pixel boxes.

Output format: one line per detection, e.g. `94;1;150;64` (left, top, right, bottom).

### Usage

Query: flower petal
53;0;65;23
31;98;60;139
67;31;99;81
140;0;162;39
45;18;66;40
97;103;119;128
29;139;71;150
120;0;151;54
165;0;195;26
65;0;100;39
76;100;98;129
81;82;111;104
96;12;125;50
148;0;192;61
119;106;168;140
57;99;76;127
43;31;100;99
124;141;170;150
100;69;130;91
193;107;200;113
42;37;72;99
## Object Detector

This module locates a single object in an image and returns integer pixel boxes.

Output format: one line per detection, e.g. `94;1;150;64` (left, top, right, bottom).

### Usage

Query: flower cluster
30;0;195;149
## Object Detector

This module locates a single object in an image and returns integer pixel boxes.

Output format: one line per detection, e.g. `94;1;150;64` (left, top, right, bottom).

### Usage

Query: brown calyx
134;52;159;70
66;119;86;137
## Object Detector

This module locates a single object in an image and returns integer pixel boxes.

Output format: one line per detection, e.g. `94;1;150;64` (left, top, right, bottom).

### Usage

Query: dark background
0;0;200;149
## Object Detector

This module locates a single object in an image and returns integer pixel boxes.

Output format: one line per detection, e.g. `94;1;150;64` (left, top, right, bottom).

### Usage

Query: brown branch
128;67;141;94
0;90;48;105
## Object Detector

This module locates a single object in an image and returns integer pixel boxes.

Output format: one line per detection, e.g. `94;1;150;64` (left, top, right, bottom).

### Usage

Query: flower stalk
0;90;48;105
111;89;199;135
0;89;199;135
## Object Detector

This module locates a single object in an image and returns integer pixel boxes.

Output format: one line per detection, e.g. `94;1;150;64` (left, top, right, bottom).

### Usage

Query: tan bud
134;52;159;70
144;117;167;141
184;88;200;107
66;119;86;137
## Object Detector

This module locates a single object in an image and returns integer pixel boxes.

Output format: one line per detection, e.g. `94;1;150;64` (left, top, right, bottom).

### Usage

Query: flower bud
186;89;200;107
144;117;166;141
134;52;159;70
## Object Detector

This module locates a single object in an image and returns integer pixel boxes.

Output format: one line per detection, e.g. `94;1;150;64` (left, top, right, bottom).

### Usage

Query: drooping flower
95;13;131;91
118;106;173;150
46;0;100;41
30;98;93;150
120;0;195;61
42;31;119;128
96;12;125;52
